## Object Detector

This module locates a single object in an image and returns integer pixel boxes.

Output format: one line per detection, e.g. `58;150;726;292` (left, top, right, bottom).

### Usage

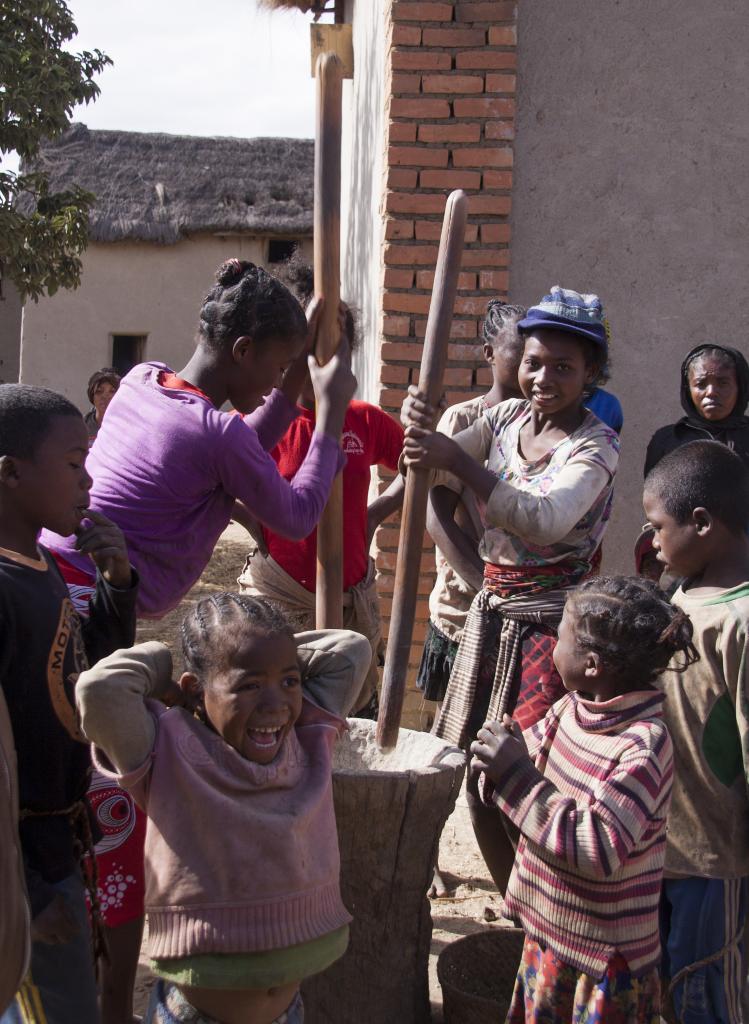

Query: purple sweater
41;363;343;618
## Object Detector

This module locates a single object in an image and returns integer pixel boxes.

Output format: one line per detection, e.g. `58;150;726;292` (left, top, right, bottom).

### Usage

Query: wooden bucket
437;928;525;1024
302;719;466;1023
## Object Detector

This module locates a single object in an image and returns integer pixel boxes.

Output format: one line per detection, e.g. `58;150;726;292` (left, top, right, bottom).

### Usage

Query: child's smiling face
200;631;303;765
518;330;596;416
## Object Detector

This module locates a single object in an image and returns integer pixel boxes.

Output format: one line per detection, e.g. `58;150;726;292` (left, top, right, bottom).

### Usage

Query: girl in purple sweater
77;595;370;1024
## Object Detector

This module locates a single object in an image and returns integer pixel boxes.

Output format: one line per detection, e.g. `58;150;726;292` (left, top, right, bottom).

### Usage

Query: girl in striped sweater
471;576;698;1024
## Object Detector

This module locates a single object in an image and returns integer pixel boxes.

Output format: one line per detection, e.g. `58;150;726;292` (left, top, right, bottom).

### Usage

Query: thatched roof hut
25;123;314;245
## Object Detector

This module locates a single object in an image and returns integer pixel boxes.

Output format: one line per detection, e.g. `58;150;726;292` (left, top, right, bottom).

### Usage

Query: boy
0;385;137;1024
644;439;749;1024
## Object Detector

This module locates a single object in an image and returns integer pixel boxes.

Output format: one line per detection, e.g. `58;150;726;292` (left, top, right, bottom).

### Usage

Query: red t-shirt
263;401;404;591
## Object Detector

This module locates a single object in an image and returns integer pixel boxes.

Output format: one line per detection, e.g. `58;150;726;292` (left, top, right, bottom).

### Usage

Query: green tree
0;0;111;301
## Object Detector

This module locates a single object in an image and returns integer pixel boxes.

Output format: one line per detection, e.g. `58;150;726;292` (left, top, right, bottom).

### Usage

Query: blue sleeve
587;389;624;434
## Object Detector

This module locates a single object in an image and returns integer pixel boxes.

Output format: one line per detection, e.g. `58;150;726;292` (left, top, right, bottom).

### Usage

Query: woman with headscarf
644;344;749;475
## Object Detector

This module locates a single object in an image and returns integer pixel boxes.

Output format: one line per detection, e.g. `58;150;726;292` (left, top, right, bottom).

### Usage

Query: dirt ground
132;525;507;1021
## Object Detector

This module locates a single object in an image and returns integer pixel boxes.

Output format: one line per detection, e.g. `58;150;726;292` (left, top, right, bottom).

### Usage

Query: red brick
391;97;449;118
382;316;412;338
422;27;486;47
379;389;409;411
392;2;454;21
453;146;513;168
386;191;447;214
448;343;483;360
391;72;422;93
383;292;432;314
479;270;509;291
466;194;512;215
476;367;493;386
483;170;513;189
480;222;511;243
392;25;421;45
485;120;515;140
385;218;414;240
454;295;495;315
389;145;449;167
422;74;483;94
388;121;417;142
420;169;481;189
415;318;478;339
380;364;410;385
444;389;475;405
488;25;517;45
456;2;515;20
388;167;418;188
461;246;511;265
392;50;452;71
418;122;480;143
384;242;438;265
443;366;474;386
381;341;423;361
485;74;516;93
384;268;414;288
415;270;476;290
454;97;515;118
416;219;478;242
456;51;518;70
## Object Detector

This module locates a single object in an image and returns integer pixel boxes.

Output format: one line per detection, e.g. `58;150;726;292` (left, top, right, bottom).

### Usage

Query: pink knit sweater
94;698;352;959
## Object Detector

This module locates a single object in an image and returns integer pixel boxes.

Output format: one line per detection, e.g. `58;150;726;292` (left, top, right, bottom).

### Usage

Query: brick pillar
373;0;517;729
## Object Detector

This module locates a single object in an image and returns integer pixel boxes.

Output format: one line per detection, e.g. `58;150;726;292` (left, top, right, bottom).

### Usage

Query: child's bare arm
76;642;181;774
427;486;484;591
296;630;372;718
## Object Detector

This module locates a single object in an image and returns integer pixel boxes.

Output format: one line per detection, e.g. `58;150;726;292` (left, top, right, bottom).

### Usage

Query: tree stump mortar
302;719;466;1023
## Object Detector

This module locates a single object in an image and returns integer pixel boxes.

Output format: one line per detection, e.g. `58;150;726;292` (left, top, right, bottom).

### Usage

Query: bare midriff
180;980;300;1024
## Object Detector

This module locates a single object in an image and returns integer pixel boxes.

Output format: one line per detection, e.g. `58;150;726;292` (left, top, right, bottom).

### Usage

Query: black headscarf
679;344;749;436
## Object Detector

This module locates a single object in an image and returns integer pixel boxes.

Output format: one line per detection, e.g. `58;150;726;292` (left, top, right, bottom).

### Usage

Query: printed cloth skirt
416;621;460;703
51;551;146;928
506;938;661;1024
144;981;304;1024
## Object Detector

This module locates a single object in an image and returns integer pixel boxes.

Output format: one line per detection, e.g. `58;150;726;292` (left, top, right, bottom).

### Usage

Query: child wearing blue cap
402;286;620;890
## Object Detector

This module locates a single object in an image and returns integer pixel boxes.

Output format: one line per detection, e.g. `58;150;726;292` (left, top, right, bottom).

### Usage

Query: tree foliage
0;0;111;301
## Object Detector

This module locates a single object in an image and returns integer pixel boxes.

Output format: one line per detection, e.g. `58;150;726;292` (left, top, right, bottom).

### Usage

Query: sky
4;0;318;172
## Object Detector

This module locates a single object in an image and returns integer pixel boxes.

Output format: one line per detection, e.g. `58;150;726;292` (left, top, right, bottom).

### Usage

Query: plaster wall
20;234;312;411
510;0;749;570
0;280;21;384
340;0;386;404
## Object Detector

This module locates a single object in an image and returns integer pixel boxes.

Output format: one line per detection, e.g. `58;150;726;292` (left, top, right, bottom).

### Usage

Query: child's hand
400;385;444;430
31;892;79;945
309;327;357;440
75;511;132;589
470;718;529;786
402;425;460;472
501;714;529;756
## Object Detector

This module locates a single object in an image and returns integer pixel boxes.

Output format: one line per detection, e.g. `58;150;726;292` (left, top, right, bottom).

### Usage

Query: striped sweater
481;689;672;977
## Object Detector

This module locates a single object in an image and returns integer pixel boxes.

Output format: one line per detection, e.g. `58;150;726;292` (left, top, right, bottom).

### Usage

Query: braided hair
565;575;699;689
197;259;307;352
181;592;294;685
482;300;526;363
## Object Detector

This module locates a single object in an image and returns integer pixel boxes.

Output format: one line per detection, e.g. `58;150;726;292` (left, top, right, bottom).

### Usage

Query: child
472;575;697;1023
84;367;121;440
645;344;749;475
76;594;371;1024
238;255;404;715
42;258;356;619
0;384;137;1024
402;287;620;889
643;440;749;1024
418;300;526;708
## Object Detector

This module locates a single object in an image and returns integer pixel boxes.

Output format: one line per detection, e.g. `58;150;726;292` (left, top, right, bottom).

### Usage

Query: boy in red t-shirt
238;257;404;714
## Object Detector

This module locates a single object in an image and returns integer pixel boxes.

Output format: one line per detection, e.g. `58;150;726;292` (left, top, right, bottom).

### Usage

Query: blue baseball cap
518;286;608;349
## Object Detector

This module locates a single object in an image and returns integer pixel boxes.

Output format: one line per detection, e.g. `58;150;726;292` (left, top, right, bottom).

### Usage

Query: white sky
4;0;317;171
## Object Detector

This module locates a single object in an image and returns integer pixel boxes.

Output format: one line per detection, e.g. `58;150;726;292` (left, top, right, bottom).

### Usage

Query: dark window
111;335;146;376
268;239;298;264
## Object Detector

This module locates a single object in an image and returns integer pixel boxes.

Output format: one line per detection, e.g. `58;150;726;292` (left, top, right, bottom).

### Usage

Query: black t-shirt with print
0;545;137;913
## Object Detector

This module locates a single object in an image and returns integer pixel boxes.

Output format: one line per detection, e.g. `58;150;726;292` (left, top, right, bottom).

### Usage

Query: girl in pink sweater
76;593;370;1024
471;576;697;1024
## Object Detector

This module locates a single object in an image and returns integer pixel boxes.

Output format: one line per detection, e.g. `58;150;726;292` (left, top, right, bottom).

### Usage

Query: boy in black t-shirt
0;385;138;1024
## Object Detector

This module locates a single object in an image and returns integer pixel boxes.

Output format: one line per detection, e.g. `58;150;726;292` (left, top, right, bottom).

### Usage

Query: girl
238;254;405;717
76;594;371;1024
471;575;697;1024
42;258;355;619
402;287;620;891
644;343;749;475
84;367;121;440
41;258;354;1024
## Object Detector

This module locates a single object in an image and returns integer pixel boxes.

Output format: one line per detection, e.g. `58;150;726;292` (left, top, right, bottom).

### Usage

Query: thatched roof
23;124;313;244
